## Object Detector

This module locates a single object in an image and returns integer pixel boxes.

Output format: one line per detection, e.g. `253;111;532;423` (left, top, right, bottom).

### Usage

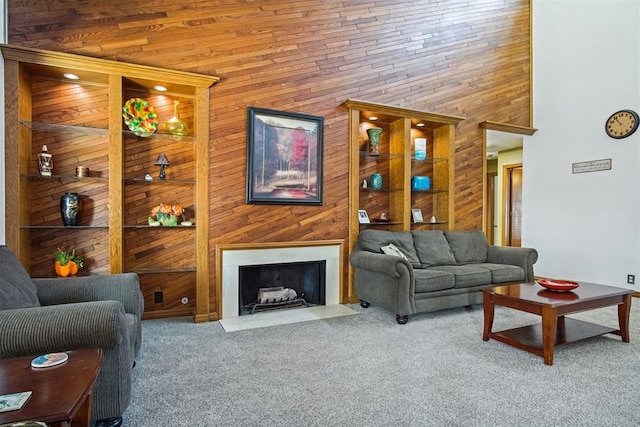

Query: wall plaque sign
572;158;611;174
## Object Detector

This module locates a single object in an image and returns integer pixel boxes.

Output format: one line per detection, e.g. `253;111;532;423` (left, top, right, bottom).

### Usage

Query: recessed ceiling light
63;73;80;80
154;85;168;92
369;116;378;121
416;123;425;127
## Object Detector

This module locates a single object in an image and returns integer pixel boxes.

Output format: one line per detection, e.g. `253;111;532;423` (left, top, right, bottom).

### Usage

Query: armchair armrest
0;300;127;359
33;273;143;316
487;246;538;282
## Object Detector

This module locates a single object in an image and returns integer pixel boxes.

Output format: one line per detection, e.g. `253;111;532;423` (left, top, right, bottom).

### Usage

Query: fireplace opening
239;260;326;315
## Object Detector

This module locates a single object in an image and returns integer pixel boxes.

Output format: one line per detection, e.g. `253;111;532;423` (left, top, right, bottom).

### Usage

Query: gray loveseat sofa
350;230;538;323
0;245;143;426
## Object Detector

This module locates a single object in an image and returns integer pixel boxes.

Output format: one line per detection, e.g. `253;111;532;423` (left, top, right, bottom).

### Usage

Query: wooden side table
0;349;102;427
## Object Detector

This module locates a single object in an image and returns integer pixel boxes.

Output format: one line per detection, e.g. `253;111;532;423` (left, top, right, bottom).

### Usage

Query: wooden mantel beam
480;121;538;136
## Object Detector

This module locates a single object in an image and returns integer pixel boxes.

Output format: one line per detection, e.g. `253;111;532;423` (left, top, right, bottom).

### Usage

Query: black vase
60;192;81;226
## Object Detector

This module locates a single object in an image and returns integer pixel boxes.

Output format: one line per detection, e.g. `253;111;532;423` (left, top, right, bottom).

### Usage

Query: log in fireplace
238;260;326;315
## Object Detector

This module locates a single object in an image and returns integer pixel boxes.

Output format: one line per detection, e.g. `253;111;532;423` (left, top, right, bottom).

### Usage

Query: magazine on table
0;391;32;412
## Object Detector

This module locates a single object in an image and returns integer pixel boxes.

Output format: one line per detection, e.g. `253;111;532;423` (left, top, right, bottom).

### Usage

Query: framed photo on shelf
411;208;424;223
358;210;370;224
246;107;324;205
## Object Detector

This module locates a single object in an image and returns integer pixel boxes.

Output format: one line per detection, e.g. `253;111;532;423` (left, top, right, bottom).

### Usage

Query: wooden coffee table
0;348;102;426
482;282;632;365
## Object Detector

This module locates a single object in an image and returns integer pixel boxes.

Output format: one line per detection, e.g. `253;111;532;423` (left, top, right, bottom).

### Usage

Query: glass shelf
123;224;195;229
20;121;109;137
20;225;109;229
411;189;448;194
20;120;196;143
359;151;404;160
360;187;403;192
22;173;109;182
411;157;448;163
123;130;195;144
124;177;196;185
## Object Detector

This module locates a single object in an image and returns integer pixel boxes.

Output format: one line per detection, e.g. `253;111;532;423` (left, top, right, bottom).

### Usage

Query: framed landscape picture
246;107;324;205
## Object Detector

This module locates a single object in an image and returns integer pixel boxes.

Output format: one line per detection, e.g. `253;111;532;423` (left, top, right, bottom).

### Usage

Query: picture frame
246;107;324;205
411;208;424;223
358;210;370;224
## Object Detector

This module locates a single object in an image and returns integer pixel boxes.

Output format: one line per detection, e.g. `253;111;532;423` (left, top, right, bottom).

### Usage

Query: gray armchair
0;245;143;427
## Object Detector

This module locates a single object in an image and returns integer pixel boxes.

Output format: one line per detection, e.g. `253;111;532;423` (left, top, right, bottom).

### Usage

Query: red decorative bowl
536;278;580;292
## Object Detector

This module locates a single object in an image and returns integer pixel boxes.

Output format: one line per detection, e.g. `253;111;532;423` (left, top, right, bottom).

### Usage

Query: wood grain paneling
7;0;531;316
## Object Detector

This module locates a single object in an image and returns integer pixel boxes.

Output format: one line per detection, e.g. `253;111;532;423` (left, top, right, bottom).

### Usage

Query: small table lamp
155;154;170;180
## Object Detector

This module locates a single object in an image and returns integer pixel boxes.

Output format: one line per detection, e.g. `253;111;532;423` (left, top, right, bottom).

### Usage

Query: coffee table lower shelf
490;317;619;358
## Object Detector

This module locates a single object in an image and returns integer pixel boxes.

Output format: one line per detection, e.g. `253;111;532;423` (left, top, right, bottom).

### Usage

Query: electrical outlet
154;291;163;303
627;274;635;285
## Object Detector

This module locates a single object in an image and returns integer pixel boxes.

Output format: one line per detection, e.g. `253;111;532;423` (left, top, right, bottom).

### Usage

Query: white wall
527;0;640;289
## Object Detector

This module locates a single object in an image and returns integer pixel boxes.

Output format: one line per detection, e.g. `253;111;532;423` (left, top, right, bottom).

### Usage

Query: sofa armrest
33;273;143;316
487;246;538;282
349;250;413;279
349;249;415;317
0;300;127;358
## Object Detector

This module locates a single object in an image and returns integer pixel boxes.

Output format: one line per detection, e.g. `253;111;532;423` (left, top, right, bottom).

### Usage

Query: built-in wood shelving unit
2;44;219;322
345;99;464;301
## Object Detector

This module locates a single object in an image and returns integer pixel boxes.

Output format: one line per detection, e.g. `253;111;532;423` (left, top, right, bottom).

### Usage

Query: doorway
481;121;537;246
503;164;522;247
485;172;497;245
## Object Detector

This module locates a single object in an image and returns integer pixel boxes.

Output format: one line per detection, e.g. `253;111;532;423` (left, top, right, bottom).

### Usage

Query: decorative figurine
155;154;170;180
38;145;53;176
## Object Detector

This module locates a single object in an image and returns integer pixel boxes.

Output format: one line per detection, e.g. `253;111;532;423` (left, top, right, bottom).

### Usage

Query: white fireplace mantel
216;240;344;319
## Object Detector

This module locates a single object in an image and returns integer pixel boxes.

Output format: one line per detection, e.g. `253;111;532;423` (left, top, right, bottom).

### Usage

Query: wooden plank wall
7;0;531;315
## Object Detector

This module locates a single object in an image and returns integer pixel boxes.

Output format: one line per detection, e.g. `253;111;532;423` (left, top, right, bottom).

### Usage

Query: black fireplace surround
239;260;326;314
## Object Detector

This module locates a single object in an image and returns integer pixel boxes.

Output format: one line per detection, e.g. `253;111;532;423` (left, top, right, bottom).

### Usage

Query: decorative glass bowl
123;98;158;137
536;278;579;292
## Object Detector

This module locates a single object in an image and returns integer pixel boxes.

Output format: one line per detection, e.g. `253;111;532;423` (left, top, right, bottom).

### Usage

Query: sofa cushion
358;230;420;267
444;231;489;263
411;230;456;267
414;269;455;293
475;263;525;284
427;265;492;288
0;246;40;310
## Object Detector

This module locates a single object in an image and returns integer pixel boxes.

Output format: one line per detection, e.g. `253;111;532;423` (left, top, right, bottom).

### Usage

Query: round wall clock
605;109;639;139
